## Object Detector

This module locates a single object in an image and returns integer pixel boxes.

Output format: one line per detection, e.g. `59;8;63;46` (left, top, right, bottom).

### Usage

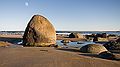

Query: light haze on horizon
0;0;120;31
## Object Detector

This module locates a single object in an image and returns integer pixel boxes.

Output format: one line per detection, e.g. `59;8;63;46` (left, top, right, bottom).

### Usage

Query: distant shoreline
0;31;120;36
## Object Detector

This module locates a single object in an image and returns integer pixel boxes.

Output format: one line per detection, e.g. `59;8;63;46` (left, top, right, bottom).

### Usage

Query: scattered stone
40;50;48;52
114;54;120;60
61;40;71;43
80;44;108;54
69;33;84;38
61;40;71;46
103;41;120;50
0;41;12;47
23;15;56;47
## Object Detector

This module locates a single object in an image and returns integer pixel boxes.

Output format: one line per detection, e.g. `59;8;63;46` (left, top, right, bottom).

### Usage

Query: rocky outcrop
80;44;108;54
23;15;56;47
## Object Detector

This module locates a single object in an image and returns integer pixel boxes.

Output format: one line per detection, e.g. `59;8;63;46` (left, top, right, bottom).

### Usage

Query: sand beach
0;47;120;67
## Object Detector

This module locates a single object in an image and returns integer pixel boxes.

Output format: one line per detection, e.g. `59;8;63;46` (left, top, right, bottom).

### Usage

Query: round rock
80;44;108;54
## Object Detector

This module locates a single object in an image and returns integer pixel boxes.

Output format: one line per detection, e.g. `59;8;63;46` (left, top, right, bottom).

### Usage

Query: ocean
56;40;95;48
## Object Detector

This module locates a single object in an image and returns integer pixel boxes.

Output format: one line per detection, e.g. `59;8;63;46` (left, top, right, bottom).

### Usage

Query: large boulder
80;44;108;54
23;15;56;47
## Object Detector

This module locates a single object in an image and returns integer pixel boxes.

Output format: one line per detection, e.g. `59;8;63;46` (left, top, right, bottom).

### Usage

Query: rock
96;33;107;38
61;40;71;43
23;15;56;47
103;41;120;50
114;54;120;60
61;40;71;46
93;36;98;42
80;44;108;54
69;33;84;38
116;38;120;43
0;41;13;47
98;51;115;60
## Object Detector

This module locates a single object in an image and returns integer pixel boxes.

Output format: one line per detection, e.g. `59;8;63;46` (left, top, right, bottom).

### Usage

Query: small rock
61;40;71;43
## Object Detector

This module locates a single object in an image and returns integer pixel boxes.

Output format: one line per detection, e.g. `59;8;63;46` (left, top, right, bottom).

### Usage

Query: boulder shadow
56;48;80;52
79;53;98;58
79;53;120;61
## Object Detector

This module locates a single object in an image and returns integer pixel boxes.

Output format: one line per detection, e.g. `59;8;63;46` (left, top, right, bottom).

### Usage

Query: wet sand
0;47;120;67
0;34;22;38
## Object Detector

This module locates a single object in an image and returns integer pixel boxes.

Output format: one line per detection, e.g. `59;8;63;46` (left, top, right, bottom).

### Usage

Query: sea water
56;40;95;48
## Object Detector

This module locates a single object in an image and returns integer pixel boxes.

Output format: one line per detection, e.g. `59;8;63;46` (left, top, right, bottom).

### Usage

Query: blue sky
0;0;120;31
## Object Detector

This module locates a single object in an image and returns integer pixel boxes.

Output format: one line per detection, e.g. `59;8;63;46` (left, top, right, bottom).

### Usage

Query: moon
25;2;29;6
